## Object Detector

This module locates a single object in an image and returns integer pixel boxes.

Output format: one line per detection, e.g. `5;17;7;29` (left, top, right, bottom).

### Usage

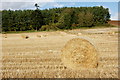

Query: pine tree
31;4;43;31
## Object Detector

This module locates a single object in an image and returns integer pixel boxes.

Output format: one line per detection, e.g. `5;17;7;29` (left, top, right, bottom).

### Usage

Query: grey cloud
1;2;35;10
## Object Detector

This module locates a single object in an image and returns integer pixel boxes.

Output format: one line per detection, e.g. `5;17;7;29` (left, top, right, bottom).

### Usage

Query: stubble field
1;27;119;78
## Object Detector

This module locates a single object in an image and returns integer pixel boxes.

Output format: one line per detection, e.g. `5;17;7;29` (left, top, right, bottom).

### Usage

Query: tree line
2;6;110;32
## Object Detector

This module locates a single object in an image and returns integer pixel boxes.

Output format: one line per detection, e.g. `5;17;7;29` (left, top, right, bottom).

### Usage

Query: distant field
1;27;118;78
108;20;120;26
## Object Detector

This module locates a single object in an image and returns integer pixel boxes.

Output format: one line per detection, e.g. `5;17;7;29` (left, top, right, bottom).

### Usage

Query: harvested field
108;20;120;26
1;27;118;78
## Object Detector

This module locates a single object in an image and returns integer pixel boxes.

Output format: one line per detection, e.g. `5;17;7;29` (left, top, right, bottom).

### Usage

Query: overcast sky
0;0;119;20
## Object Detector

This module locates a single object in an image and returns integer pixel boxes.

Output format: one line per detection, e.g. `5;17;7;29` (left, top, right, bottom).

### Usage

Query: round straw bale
43;34;47;37
37;35;42;37
77;33;82;36
3;34;7;38
21;35;29;39
108;31;115;35
61;38;98;70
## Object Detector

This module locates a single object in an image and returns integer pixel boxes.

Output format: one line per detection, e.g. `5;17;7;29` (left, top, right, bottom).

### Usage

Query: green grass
2;25;118;34
3;30;38;34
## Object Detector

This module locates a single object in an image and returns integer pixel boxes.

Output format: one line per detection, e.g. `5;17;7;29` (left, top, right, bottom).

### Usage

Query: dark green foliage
31;9;43;31
2;10;33;31
77;12;94;27
59;8;73;29
40;23;59;31
92;6;110;25
2;6;110;32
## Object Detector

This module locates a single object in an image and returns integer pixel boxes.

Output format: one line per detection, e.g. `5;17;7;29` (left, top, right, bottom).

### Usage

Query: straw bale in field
108;31;115;35
37;35;42;37
60;32;67;36
43;34;48;37
21;34;29;39
37;34;47;38
77;33;82;36
61;38;98;70
3;34;7;38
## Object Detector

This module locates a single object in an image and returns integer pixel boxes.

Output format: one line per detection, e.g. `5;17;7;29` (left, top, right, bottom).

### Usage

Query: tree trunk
36;27;37;31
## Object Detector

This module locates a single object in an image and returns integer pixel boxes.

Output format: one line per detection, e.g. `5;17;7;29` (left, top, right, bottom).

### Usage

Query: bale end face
61;38;98;70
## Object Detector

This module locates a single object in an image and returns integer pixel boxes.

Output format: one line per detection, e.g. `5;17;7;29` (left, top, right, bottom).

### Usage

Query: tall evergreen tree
31;4;43;31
